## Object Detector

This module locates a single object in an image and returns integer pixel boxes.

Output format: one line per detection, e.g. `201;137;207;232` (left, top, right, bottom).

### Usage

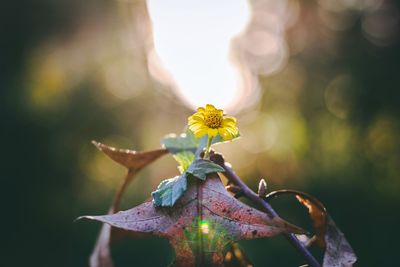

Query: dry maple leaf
80;174;305;267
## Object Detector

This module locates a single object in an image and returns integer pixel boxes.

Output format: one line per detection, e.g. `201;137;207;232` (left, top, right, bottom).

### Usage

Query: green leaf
186;159;225;180
161;130;198;172
162;129;240;158
161;129;239;175
195;135;209;157
161;130;198;154
195;132;241;157
151;174;187;207
173;151;195;173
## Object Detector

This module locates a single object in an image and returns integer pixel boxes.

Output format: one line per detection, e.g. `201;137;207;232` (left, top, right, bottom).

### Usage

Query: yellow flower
188;104;238;141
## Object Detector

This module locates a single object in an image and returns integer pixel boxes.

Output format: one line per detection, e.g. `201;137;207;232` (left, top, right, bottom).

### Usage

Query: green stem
203;136;213;159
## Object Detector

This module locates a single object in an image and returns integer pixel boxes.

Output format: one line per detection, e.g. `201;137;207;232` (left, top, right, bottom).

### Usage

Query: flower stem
203;136;213;159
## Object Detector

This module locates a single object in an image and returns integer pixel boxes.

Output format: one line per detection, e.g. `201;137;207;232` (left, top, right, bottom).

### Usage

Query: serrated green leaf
173;151;195;173
186;159;225;180
151;174;187;207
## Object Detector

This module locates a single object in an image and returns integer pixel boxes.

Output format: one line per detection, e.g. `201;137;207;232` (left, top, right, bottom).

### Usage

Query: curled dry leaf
323;215;357;267
88;141;168;267
295;195;357;267
266;190;357;267
92;141;168;180
80;174;305;267
295;195;327;249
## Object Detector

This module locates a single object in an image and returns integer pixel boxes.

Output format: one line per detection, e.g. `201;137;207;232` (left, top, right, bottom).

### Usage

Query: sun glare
199;220;210;235
147;0;250;112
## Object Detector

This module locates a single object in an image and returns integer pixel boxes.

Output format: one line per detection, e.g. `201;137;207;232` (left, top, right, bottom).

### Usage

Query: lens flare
199;220;210;235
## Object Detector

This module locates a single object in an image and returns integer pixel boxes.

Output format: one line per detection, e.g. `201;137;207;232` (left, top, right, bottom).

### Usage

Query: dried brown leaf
296;195;357;267
88;141;168;267
323;215;357;267
91;140;168;178
81;175;305;266
295;195;327;248
265;190;357;267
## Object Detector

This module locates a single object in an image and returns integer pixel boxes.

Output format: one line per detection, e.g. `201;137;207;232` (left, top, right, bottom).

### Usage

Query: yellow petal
222;122;236;129
207;128;219;137
188;115;204;125
223;117;237;124
194;128;209;138
192;113;205;119
197;107;206;114
218;128;232;141
188;120;202;127
222;119;237;129
192;112;204;119
224;125;238;136
205;104;217;111
189;123;206;132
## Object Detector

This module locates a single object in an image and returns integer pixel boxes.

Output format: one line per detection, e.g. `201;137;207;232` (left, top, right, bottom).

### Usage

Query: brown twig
111;170;133;213
210;153;321;267
265;189;327;213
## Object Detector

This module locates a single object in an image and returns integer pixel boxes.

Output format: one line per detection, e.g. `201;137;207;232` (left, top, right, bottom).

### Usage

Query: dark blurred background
2;0;400;266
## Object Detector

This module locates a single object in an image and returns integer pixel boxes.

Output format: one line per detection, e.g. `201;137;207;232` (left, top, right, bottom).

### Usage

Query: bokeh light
147;0;250;112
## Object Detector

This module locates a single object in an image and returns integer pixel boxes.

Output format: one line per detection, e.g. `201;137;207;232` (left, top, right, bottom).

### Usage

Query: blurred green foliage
2;0;400;266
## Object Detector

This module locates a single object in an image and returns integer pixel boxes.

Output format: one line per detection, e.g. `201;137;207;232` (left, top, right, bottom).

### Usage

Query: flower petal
223;117;237;124
189;123;207;132
205;104;217;111
218;128;232;141
188;105;238;141
222;122;236;129
194;128;209;138
207;128;219;137
188;115;204;125
197;107;206;114
224;125;238;136
191;113;205;120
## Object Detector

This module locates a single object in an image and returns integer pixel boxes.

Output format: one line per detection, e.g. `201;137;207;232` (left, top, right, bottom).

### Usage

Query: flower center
204;111;223;128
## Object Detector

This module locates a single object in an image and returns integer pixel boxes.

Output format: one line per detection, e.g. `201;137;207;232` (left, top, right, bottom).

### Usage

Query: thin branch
265;189;327;214
111;170;134;213
210;153;321;267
